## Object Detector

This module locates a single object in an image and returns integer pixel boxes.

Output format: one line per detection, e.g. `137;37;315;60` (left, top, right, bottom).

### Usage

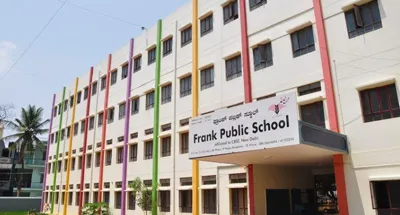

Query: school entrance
188;93;349;215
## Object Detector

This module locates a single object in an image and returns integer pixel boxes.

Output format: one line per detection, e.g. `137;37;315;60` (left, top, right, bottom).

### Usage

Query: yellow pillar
63;78;79;215
191;0;199;215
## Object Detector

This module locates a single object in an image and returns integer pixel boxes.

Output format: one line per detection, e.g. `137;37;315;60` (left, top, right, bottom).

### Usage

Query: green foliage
26;209;47;215
129;177;152;214
82;202;111;215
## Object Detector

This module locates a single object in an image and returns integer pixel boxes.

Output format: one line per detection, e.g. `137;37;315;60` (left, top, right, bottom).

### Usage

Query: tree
1;105;49;196
0;103;14;121
129;177;152;215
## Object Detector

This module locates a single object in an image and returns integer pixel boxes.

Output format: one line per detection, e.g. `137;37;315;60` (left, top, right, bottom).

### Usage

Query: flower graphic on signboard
268;96;289;115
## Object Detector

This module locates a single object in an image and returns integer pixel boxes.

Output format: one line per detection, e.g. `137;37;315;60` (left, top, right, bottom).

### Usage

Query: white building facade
43;0;400;215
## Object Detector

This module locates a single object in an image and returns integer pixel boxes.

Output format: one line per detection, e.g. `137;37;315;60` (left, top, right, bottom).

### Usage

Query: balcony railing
23;158;45;166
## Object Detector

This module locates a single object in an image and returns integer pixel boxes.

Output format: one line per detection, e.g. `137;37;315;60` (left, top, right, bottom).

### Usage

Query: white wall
323;0;400;214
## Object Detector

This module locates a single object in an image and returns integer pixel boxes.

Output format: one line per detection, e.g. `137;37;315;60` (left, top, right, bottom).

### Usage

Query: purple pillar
121;38;134;215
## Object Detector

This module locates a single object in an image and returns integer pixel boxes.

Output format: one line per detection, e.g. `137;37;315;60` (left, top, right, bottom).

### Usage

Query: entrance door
266;189;291;215
291;189;316;215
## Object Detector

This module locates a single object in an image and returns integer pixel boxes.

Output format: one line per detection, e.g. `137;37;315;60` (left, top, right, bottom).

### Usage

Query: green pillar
51;87;66;214
152;19;162;215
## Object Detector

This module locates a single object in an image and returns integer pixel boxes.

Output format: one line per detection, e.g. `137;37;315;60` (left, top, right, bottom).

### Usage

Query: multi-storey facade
43;0;400;215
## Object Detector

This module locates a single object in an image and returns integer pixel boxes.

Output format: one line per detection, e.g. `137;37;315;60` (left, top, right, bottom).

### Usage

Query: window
180;132;189;154
203;189;217;214
92;82;97;96
161;123;171;132
71;158;75;171
64;160;67;171
130;144;138;162
253;43;273;71
134;56;142;72
345;0;382;39
160;179;170;187
98;112;104;127
105;150;112;166
300;101;326;128
67;126;71;138
104;192;110;204
201;14;213;36
84;192;89;204
128;191;136;210
115;191;122;209
75;192;79;206
161;136;171;157
61;129;65;140
203;175;217;185
93;191;98;203
86;154;92;168
201;67;214;90
74;123;78;136
146;91;155;110
78;156;82;170
55;192;59;204
110;70;118;86
64;100;68;111
226;55;242;81
249;0;267;10
298;82;321;96
159;190;171;212
223;0;238;24
257;93;276;101
144;140;153;160
230;173;247;183
148;47;156;65
122;64;128;79
53;106;57;117
291;26;315;58
68;192;73;205
179;190;192;213
89;116;95;130
117;147;123;164
163;37;173;56
80;120;85;133
40;173;44;183
119;103;126;119
70;96;74;108
360;84;400;123
370;180;400;215
143;190;152;211
95;152;100;167
101;76;107;90
77;91;82;104
231;188;248;215
181;26;192;47
47;163;51;174
58;104;61;115
107;108;114;123
131;97;140;114
84;87;88;100
180;75;192;97
161;84;172;104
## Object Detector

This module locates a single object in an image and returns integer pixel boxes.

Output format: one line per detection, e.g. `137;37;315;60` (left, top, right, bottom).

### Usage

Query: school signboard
188;92;299;159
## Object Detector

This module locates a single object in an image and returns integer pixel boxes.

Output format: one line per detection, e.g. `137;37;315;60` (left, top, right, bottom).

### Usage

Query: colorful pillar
238;1;255;215
191;0;200;215
41;94;56;211
312;1;349;214
98;54;113;202
63;78;79;215
50;87;66;214
121;38;135;215
151;20;162;215
78;67;94;215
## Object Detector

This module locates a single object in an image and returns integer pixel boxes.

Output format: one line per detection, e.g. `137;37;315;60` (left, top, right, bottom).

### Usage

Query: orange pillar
333;154;349;215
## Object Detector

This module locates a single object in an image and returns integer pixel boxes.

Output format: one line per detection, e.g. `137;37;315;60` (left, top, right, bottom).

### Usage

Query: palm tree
1;105;49;196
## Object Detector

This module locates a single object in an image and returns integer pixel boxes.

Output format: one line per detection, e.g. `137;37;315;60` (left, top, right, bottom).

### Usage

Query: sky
0;0;188;137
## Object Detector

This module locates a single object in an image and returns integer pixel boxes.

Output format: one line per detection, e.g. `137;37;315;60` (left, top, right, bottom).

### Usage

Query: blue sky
0;0;188;136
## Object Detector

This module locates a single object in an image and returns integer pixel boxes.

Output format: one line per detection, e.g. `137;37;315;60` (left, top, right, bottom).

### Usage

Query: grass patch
0;212;28;215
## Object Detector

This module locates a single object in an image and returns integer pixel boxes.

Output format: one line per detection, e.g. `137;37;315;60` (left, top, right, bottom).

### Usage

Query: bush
82;202;111;215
